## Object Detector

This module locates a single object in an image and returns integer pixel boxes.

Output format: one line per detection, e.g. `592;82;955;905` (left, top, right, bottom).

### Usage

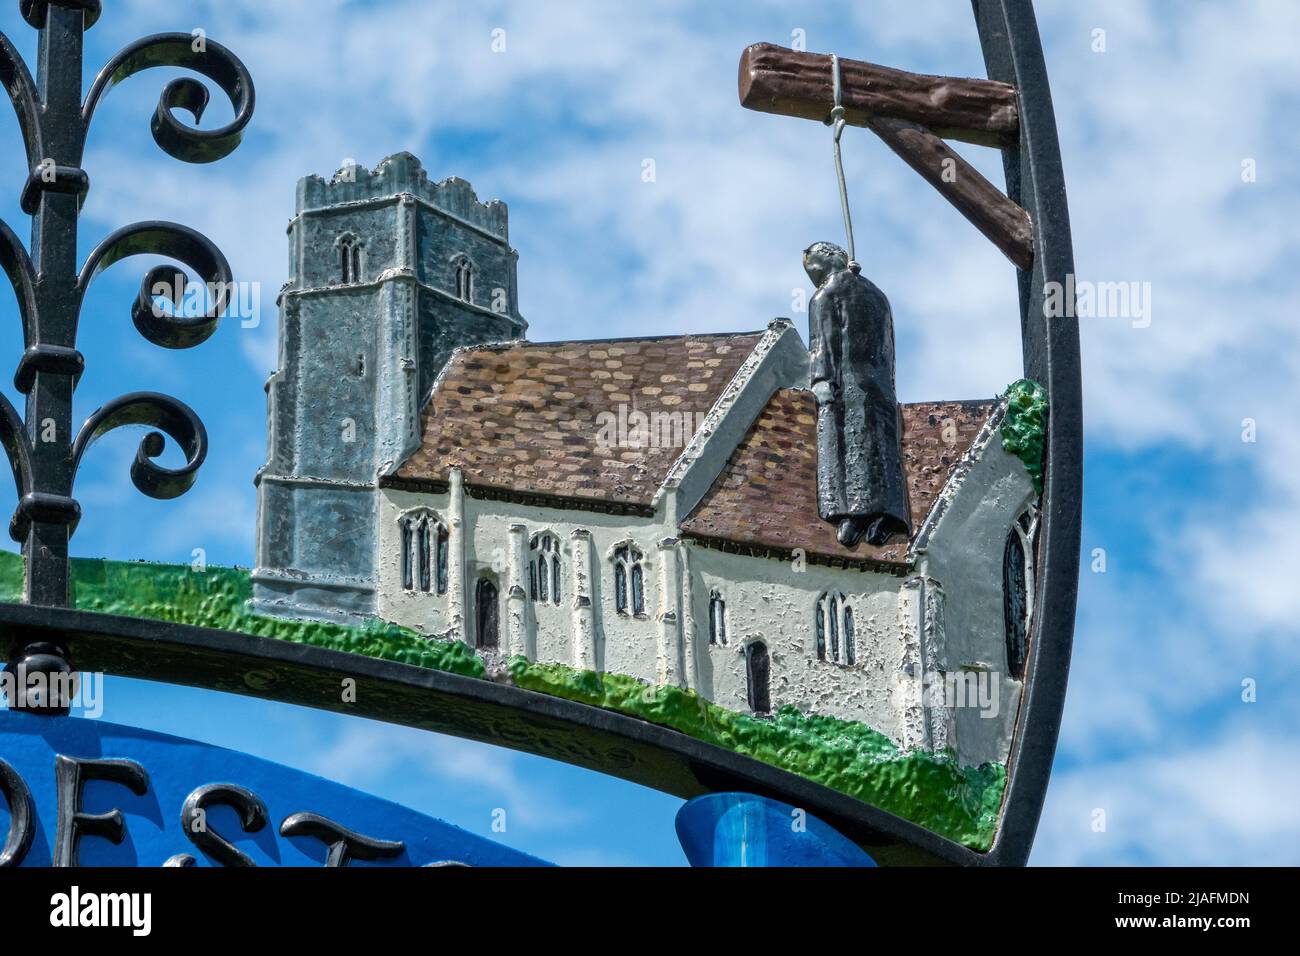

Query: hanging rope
828;54;860;273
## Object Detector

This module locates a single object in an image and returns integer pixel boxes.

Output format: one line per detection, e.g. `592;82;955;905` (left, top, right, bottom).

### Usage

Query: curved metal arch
0;393;32;513
972;0;1082;866
83;32;255;164
0;602;984;866
0;31;42;166
0;217;37;346
77;220;234;348
0;219;37;539
70;391;208;502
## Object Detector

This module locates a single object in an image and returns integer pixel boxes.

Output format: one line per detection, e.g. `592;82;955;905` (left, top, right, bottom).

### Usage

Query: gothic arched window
529;532;562;606
476;577;499;649
844;603;856;666
708;589;727;645
1003;506;1039;680
399;510;449;595
613;544;644;616
746;641;771;714
337;234;364;285
815;592;854;665
452;254;474;303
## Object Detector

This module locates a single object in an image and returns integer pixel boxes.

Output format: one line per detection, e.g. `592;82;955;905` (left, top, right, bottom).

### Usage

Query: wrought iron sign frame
0;0;1078;868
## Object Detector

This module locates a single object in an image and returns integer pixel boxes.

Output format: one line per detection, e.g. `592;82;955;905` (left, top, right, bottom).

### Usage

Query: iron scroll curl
82;32;255;164
71;392;208;503
78;221;234;349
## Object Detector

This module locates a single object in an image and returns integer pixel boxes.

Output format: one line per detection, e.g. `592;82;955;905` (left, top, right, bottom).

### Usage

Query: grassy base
0;551;1004;850
0;551;482;678
510;658;1003;850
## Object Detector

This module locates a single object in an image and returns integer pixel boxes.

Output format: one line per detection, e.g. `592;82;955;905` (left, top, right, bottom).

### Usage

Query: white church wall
378;485;675;684
915;410;1033;767
377;486;453;637
684;543;912;745
376;483;975;755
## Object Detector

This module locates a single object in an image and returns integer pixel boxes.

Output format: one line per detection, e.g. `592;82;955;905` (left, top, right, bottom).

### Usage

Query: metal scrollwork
71;392;208;503
78;221;233;348
82;32;255;164
0;4;255;714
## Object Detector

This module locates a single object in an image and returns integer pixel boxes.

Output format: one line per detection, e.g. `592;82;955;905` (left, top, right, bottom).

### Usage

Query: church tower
253;152;526;622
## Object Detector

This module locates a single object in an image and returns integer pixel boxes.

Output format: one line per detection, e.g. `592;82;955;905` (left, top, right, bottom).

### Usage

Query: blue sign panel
0;712;549;867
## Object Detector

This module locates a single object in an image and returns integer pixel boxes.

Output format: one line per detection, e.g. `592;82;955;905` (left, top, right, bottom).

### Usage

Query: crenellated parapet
296;151;510;242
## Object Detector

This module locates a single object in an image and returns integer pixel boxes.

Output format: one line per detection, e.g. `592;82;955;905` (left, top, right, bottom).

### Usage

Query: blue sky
0;0;1296;865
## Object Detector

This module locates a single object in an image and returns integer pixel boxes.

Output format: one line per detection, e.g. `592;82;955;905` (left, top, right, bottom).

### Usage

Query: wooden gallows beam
738;42;1035;270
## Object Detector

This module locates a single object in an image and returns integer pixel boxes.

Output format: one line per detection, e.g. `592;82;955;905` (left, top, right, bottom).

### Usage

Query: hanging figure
804;241;910;548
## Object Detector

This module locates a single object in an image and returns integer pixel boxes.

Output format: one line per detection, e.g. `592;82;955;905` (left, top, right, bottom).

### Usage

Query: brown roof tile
392;332;763;506
679;390;996;566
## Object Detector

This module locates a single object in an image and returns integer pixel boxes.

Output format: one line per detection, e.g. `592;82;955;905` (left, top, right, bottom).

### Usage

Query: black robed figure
804;242;910;548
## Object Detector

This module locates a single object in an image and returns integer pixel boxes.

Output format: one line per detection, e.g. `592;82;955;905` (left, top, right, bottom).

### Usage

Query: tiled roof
679;390;996;567
390;332;763;507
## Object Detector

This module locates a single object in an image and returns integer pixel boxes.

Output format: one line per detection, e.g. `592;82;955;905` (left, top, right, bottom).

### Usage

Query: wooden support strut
865;116;1034;271
739;42;1034;271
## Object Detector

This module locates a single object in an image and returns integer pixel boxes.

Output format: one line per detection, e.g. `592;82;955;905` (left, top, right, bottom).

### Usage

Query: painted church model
253;152;1044;777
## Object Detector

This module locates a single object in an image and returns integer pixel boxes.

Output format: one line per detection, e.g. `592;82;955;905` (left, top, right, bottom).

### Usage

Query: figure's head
802;241;849;287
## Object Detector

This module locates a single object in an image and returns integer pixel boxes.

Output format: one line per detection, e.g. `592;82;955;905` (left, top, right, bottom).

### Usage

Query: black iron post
26;3;83;610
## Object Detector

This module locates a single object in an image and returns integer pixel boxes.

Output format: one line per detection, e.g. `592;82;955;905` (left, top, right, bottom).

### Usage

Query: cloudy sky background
0;0;1295;865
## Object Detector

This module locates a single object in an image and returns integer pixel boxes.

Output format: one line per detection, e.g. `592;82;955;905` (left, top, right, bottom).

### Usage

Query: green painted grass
1000;378;1048;495
0;551;1004;850
510;658;1004;850
0;551;482;678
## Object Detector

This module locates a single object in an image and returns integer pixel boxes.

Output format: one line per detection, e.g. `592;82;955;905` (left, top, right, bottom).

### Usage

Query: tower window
337;234;364;284
399;509;449;594
708;589;727;645
815;592;854;665
1003;506;1039;680
452;254;474;303
529;533;562;606
613;544;644;616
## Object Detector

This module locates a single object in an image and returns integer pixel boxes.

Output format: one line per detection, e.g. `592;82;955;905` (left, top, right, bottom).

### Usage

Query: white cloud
1034;726;1300;865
